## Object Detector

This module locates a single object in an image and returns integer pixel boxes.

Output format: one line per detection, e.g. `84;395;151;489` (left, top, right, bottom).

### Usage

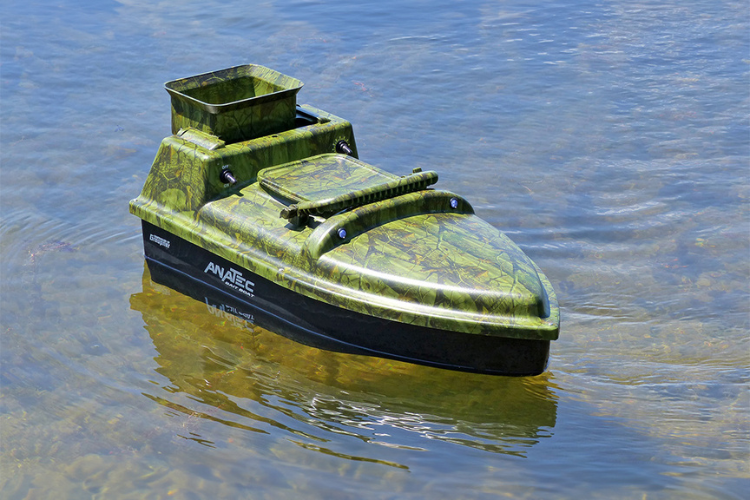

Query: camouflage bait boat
130;64;559;375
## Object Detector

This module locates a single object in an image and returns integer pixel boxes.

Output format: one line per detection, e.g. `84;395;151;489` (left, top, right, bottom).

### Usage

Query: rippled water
1;0;748;498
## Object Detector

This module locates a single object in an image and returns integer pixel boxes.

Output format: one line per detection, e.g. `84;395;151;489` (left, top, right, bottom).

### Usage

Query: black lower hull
141;221;550;375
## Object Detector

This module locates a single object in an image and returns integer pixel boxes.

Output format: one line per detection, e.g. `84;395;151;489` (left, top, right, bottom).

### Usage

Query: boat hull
142;221;550;375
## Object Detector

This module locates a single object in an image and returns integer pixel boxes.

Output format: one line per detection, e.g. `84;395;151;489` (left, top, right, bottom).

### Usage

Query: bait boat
130;64;559;375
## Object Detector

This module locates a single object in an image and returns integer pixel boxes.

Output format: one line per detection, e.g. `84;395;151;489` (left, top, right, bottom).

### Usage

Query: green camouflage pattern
130;66;559;341
258;155;439;221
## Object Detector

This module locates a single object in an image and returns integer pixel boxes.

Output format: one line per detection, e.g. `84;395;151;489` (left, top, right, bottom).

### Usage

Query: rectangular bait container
165;64;304;144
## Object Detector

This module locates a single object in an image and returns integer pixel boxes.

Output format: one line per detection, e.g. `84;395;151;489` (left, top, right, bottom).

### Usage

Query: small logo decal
149;234;170;249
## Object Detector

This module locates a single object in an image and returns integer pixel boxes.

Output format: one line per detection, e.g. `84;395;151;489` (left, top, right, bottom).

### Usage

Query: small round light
337;228;347;239
450;198;459;209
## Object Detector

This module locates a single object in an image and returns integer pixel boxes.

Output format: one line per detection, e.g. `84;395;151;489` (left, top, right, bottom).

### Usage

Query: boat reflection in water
130;263;558;460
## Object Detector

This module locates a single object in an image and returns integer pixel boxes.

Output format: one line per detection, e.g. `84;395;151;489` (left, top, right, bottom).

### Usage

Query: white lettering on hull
204;261;255;298
149;234;171;249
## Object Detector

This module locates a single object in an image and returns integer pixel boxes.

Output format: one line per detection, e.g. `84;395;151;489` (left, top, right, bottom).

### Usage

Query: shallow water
1;0;748;498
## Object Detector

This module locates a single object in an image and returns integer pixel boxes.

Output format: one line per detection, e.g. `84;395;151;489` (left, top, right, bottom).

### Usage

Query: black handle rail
276;170;439;224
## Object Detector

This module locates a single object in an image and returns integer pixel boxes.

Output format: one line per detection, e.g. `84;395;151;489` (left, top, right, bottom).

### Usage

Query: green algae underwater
1;0;748;498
